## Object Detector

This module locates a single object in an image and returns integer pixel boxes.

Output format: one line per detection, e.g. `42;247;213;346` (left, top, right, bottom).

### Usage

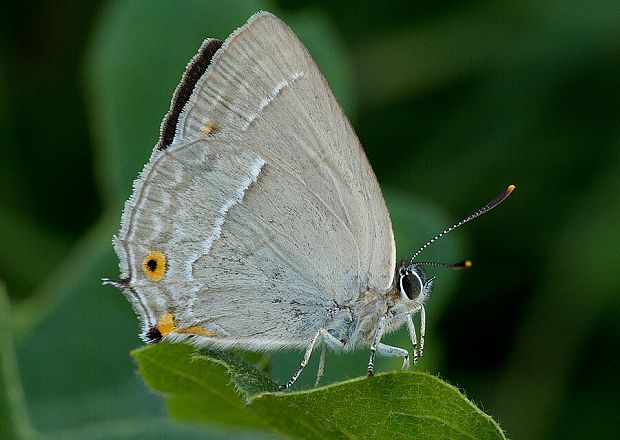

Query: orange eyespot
143;251;166;281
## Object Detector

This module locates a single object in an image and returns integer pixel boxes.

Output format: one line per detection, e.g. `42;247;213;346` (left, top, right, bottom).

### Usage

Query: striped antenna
410;185;515;262
415;260;472;270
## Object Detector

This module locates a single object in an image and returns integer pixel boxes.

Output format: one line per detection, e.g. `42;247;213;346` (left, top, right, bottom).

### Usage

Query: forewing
113;12;395;348
179;12;395;293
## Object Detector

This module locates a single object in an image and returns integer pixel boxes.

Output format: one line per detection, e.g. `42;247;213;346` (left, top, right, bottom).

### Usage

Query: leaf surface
133;343;506;440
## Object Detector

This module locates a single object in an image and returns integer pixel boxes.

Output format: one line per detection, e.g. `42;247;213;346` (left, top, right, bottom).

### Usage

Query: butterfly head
392;185;516;314
396;261;434;310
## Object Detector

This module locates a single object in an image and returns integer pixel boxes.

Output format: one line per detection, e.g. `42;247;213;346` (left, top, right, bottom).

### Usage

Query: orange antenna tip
464;260;473;268
507;184;516;193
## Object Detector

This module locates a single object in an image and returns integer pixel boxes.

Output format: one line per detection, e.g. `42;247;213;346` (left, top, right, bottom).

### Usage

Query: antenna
410;184;515;262
415;260;472;270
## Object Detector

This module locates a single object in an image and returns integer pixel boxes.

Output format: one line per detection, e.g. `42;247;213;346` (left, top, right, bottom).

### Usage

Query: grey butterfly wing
112;12;395;349
176;12;396;294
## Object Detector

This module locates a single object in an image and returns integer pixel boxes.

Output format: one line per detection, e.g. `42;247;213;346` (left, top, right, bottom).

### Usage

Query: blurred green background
1;0;619;438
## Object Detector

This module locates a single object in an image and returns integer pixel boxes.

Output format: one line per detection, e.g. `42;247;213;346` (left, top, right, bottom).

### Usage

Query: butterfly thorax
339;284;397;347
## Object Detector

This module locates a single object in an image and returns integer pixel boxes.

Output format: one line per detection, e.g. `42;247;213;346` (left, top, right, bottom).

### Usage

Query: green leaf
133;343;506;440
0;284;38;440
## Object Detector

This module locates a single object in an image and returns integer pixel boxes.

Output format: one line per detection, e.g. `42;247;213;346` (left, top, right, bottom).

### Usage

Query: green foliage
133;343;506;439
0;285;36;440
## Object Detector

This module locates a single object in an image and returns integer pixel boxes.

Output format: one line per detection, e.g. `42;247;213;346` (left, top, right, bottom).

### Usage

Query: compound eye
400;270;423;300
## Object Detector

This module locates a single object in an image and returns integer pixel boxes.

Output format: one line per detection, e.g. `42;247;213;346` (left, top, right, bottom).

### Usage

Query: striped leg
419;306;426;357
367;315;387;376
279;330;321;390
406;312;419;365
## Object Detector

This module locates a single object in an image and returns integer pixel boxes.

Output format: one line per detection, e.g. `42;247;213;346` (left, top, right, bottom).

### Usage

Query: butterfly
104;11;514;390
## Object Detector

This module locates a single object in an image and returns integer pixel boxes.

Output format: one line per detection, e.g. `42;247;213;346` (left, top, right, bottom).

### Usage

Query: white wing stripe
185;156;266;278
243;71;305;131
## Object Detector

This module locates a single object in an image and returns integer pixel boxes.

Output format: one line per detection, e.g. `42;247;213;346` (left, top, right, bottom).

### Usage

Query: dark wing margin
157;38;224;150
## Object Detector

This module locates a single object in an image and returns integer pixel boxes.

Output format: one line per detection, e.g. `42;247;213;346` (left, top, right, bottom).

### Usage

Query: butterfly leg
314;328;345;387
367;315;387;377
406;312;419;365
315;347;326;387
278;329;322;390
376;343;410;370
419;306;426;357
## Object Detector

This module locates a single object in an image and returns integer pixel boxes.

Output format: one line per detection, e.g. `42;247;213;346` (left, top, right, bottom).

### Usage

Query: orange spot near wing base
155;313;176;336
177;326;215;337
155;313;214;337
201;122;215;137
